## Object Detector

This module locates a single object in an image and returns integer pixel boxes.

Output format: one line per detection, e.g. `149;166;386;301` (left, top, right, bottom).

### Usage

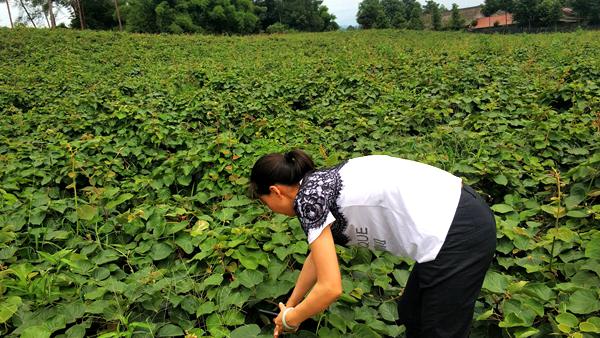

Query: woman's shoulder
300;160;347;188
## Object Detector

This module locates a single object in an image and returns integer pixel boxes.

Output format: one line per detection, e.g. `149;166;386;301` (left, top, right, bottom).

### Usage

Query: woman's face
259;185;297;216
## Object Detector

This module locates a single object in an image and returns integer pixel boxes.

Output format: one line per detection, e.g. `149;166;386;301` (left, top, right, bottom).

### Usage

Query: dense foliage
69;0;123;31
482;0;600;27
357;0;425;30
7;0;337;33
0;28;599;338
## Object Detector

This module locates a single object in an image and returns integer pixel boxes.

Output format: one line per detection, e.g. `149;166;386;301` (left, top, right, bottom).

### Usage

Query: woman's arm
276;224;342;330
286;252;317;307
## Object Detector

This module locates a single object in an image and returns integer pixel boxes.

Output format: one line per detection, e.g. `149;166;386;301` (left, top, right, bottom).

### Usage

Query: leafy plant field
0;28;599;338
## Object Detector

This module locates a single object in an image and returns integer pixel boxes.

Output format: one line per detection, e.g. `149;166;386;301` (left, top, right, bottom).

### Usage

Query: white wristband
282;307;298;331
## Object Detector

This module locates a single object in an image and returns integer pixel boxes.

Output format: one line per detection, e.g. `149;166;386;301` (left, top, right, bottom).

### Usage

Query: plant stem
547;168;561;277
68;144;80;235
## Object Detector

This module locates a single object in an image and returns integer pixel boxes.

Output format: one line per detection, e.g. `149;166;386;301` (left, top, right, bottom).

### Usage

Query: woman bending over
249;150;496;338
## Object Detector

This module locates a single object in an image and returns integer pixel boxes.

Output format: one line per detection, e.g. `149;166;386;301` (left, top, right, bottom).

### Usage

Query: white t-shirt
293;155;463;263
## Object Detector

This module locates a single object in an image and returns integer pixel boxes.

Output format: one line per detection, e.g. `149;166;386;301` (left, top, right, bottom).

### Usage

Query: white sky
1;0;484;28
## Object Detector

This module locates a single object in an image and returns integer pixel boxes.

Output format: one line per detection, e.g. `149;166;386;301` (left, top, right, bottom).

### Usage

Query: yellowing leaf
191;220;209;236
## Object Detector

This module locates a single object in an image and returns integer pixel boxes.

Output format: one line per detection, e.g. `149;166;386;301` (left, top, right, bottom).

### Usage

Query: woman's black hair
249;149;316;198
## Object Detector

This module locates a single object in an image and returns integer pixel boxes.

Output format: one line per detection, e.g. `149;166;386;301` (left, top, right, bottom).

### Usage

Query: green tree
381;0;407;28
318;4;339;30
124;0;260;34
537;0;562;26
279;0;333;31
424;0;441;30
123;0;159;33
510;0;562;28
448;3;465;29
568;0;600;24
407;5;424;29
357;0;389;29
255;0;337;32
70;0;122;30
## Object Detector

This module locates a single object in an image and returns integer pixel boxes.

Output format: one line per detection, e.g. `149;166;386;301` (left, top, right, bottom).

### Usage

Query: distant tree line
483;0;600;27
356;0;600;30
356;0;465;30
6;0;338;34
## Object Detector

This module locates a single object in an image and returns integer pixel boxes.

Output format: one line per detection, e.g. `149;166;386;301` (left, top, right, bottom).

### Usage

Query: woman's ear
269;185;282;197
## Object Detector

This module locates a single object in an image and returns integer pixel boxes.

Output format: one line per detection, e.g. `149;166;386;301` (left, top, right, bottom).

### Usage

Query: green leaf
327;312;347;333
105;193;133;210
378;302;398;321
216;207;236;222
148;212;166;237
166;221;188;235
581;260;600;277
158;324;184;337
566;147;589;155
494;174;508;186
21;325;52;338
174;235;194;254
586;237;600;259
556;312;579;328
514;327;539;338
500;299;537;327
566;209;589;218
49;199;69;214
77;205;97;221
151;242;173;261
221;196;252;207
491;204;513;214
476;308;493;321
203;274;224;287
579;317;600;333
0;247;17;260
29;207;47;225
546;227;577;242
237;269;264;288
0;296;22;323
65;322;91;338
540;204;566;218
197;301;217;316
392;269;410;287
565;183;587;209
482;271;511;294
217;287;250;310
522;282;554;302
232;248;268;270
93;249;120;265
177;175;192;186
566;290;600;314
255;279;294;300
230;324;260;338
351;324;381;338
222;309;245;326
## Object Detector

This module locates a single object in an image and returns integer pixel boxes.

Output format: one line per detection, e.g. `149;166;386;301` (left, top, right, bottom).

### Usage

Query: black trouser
396;185;497;338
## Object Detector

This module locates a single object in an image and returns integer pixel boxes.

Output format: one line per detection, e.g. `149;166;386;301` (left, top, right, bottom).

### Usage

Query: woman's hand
273;224;341;336
273;302;299;337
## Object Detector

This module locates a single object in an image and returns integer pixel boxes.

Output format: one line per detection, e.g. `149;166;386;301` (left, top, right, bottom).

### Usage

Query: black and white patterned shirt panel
293;161;349;245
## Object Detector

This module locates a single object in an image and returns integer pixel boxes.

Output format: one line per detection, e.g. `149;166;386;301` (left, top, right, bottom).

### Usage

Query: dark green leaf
157;324;184;337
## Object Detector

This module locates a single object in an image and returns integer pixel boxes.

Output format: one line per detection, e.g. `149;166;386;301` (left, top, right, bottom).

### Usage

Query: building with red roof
474;12;514;29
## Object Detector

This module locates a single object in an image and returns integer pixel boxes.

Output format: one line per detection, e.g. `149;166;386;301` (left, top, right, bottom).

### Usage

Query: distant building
435;5;581;30
473;12;514;29
440;5;486;27
558;7;581;23
466;6;581;30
